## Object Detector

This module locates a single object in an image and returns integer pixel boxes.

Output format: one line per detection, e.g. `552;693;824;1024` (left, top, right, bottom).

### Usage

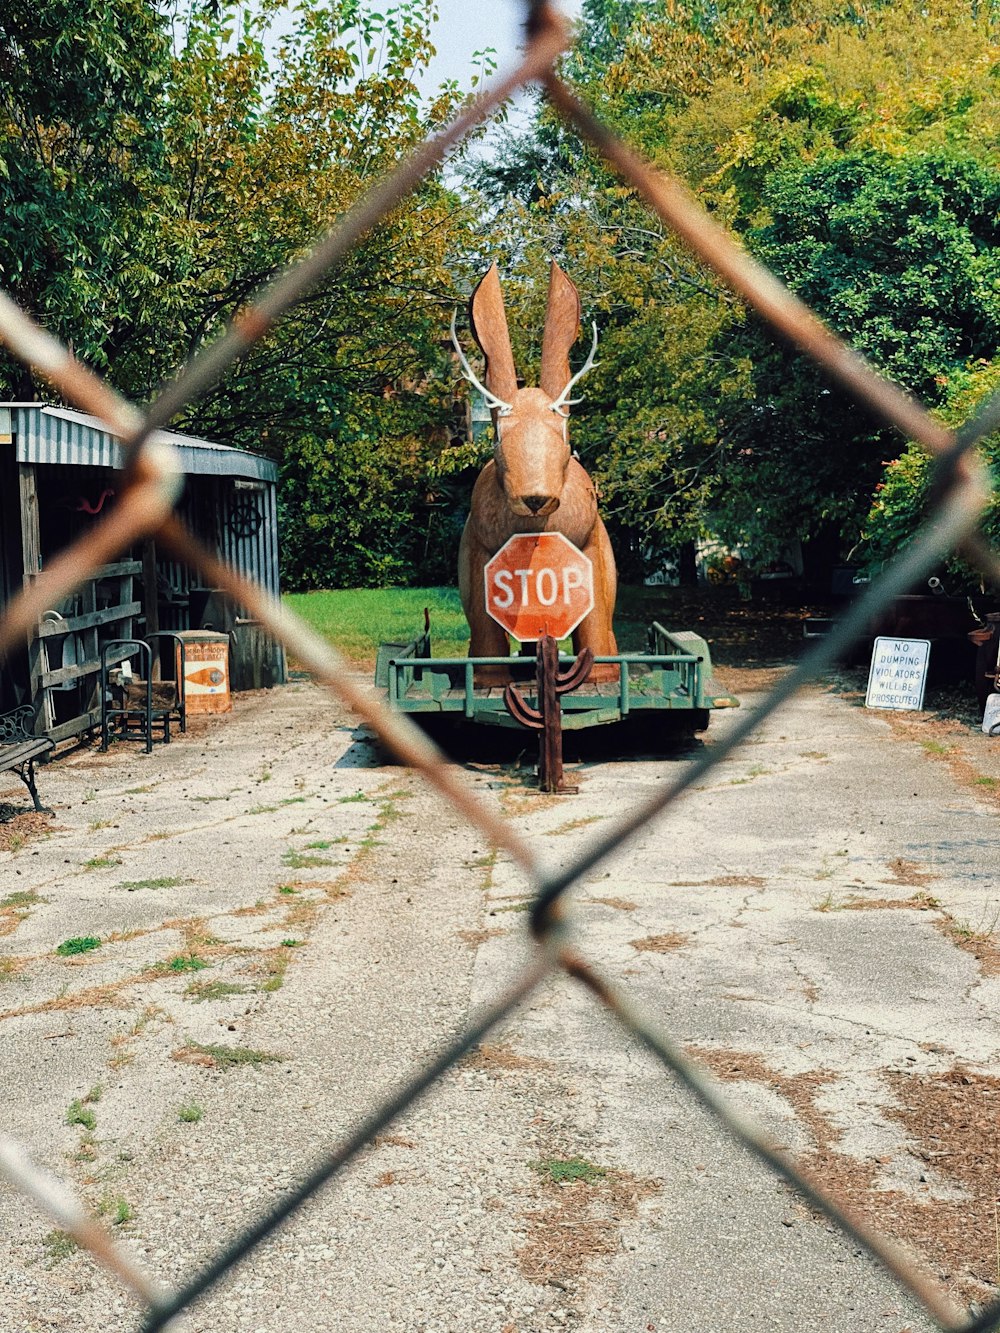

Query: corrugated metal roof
8;404;277;482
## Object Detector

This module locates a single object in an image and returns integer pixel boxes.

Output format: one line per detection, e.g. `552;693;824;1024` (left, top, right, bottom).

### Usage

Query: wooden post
17;463;52;734
142;539;160;678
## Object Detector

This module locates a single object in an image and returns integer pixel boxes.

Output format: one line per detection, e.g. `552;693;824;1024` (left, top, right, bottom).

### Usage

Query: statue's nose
524;495;552;514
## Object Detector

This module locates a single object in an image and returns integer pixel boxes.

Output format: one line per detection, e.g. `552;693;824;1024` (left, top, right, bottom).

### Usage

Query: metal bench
0;705;54;820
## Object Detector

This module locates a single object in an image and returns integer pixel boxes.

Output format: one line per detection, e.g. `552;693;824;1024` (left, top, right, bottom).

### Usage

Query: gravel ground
1;671;999;1332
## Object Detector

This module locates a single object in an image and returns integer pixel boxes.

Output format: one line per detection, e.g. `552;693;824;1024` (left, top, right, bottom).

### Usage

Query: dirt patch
517;1169;659;1286
884;711;1000;812
463;1043;554;1074
457;927;505;948
936;915;1000;977
373;1133;416;1150
881;1066;1000;1295
688;1048;838;1160
668;875;766;888
687;1046;1000;1300
842;894;937;912
587;896;637;912
713;665;793;694
882;858;937;888
0;890;44;937
0;810;57;852
630;932;689;954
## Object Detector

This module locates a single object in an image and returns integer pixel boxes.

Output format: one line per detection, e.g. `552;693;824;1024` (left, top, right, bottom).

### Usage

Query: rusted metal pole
503;636;593;793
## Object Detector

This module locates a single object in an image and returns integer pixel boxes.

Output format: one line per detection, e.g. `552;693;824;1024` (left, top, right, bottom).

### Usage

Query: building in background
0;404;285;742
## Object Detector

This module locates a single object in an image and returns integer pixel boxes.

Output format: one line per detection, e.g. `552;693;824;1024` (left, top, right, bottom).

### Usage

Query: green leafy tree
707;149;1000;566
470;0;1000;577
0;0;174;395
1;0;485;589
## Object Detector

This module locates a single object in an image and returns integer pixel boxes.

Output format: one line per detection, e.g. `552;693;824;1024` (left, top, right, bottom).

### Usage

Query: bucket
176;630;231;714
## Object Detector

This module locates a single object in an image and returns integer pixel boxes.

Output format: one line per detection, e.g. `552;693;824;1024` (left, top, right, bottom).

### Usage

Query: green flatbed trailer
376;622;738;735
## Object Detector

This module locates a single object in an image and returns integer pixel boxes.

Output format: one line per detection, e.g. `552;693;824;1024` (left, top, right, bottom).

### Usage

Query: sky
419;0;584;97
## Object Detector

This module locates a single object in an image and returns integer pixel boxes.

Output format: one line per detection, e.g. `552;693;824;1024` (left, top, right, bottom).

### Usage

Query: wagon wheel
228;496;263;539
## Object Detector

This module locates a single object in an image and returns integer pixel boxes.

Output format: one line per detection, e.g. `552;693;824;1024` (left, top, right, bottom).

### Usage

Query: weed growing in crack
166;954;210;973
282;849;333;869
173;1042;284;1071
531;1157;607;1185
56;936;101;957
117;877;188;892
65;1085;101;1131
184;979;246;1003
97;1195;133;1226
42;1231;78;1265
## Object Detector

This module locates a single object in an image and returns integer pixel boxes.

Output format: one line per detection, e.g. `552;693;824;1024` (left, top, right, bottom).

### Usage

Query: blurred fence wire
0;2;998;1330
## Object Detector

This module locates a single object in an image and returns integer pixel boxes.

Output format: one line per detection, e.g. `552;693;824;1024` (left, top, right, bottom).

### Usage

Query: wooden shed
0;403;286;742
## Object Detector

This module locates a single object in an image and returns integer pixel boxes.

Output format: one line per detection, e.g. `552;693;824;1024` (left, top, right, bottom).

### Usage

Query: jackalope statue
453;260;619;683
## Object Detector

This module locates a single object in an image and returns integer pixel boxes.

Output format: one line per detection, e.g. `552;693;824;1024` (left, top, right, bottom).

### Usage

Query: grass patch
1;890;40;909
282;849;333;869
630;932;688;953
117;876;188;892
97;1195;133;1226
65;1098;97;1131
921;739;953;756
0;888;44;936
178;1103;203;1123
184;979;247;1003
280;938;305;948
549;815;604;836
56;936;101;957
337;791;371;804
283;586;470;663
531;1156;607;1185
0;955;26;982
84;856;123;870
173;1042;284;1071
42;1230;79;1265
166;954;210;973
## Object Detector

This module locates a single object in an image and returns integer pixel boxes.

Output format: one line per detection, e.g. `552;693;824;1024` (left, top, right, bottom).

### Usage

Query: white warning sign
865;637;931;712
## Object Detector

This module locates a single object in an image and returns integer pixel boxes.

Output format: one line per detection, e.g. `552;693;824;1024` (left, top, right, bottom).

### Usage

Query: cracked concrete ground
1;672;998;1332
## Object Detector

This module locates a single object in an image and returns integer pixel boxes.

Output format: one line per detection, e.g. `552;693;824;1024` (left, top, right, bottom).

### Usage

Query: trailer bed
376;623;738;732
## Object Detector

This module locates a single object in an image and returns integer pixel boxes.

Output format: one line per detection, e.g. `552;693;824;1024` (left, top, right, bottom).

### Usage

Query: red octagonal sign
484;533;594;642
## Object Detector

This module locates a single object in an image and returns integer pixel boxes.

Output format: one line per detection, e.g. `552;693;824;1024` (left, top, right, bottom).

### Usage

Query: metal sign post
503;636;593;793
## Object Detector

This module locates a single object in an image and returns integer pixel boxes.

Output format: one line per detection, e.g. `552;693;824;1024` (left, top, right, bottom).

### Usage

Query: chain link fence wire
1;2;999;1329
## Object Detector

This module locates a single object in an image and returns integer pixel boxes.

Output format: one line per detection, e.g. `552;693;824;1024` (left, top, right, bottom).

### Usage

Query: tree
706;149;1000;567
0;0;175;395
1;0;484;589
469;0;1000;577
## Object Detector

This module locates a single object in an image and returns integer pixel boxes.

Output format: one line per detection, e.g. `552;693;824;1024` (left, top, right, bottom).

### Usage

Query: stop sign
484;533;594;642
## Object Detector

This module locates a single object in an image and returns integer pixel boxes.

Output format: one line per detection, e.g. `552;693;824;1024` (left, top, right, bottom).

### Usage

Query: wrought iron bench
0;705;54;820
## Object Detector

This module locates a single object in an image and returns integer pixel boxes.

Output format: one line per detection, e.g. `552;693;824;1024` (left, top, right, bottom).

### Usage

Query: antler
549;321;600;416
449;310;514;416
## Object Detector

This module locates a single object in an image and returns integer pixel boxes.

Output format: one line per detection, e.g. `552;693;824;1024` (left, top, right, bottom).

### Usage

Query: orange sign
484;533;594;642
